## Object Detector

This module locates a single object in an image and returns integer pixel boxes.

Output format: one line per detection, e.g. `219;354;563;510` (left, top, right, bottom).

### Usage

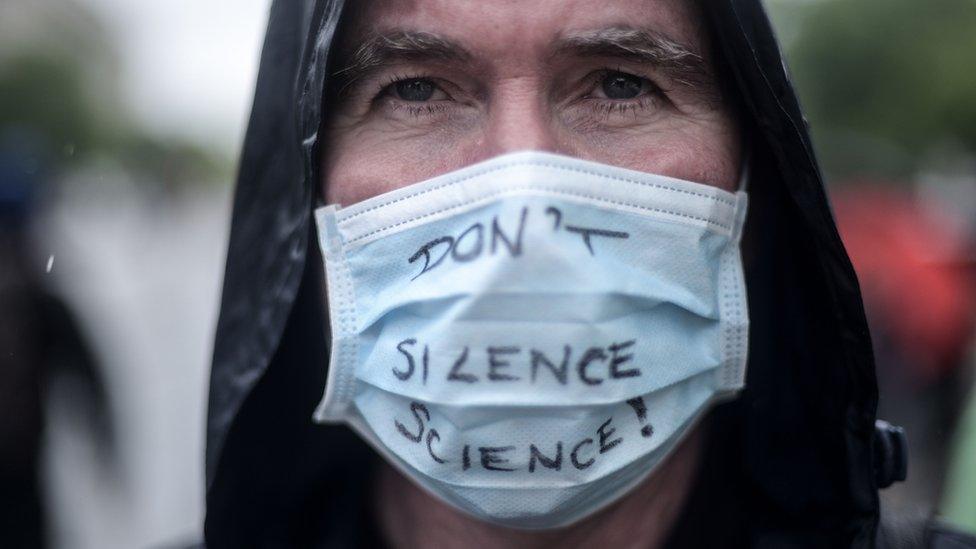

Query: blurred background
0;0;974;547
0;0;267;547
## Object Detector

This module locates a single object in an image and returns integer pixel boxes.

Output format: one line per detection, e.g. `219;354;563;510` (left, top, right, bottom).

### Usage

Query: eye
390;78;447;102
597;71;647;100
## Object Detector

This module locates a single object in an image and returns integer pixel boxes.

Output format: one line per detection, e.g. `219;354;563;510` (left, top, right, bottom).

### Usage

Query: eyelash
589;97;654;118
376;72;432;96
582;68;664;118
372;68;664;119
390;102;454;118
373;72;453;117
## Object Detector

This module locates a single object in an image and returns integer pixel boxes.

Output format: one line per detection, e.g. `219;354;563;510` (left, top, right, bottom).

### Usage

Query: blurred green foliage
767;0;976;182
0;1;230;187
0;52;103;158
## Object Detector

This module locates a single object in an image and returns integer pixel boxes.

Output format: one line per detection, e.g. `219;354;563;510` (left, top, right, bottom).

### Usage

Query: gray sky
79;0;271;150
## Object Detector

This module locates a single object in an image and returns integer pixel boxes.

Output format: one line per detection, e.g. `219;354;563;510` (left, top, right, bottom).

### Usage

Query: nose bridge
479;78;563;157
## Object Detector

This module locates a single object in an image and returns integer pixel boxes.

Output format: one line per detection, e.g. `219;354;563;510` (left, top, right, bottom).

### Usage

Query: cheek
575;115;741;192
322;107;742;205
322;126;472;205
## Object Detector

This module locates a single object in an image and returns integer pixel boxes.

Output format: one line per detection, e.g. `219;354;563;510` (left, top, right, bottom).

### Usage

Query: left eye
597;71;647;100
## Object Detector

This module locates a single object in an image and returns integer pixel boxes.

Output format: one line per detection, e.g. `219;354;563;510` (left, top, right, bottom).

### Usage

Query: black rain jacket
203;1;924;547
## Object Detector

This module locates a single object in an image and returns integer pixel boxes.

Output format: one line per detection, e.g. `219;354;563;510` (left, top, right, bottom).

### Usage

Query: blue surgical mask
313;151;749;529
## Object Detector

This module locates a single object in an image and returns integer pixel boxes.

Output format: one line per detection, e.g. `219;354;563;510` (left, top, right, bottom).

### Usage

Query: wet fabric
205;0;888;546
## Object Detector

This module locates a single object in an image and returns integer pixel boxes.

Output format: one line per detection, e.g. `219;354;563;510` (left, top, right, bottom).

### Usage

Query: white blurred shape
77;0;270;149
41;175;232;548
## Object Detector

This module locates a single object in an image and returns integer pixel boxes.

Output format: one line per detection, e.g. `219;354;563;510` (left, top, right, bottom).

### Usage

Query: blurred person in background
834;187;976;510
3;2;236;545
0;139;114;549
767;0;976;542
201;0;976;547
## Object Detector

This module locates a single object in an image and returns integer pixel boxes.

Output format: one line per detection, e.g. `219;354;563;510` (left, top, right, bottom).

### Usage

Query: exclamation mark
626;397;654;438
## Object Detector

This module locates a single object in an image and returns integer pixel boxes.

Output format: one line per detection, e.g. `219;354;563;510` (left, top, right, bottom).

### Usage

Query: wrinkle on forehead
337;0;709;57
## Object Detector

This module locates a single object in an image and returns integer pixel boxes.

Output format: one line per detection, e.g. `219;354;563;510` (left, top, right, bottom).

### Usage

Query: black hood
204;1;890;546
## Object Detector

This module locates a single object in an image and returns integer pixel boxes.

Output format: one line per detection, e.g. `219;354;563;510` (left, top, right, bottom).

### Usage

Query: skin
320;0;741;547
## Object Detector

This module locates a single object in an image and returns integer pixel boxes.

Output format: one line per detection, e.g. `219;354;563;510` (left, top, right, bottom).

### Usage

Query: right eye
598;71;647;100
388;78;449;102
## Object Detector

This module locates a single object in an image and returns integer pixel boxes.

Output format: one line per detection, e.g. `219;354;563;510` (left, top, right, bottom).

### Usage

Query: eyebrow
331;26;713;97
553;27;712;89
331;31;472;97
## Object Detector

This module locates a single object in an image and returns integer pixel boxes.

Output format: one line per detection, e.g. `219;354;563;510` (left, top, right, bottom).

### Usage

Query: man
203;0;926;547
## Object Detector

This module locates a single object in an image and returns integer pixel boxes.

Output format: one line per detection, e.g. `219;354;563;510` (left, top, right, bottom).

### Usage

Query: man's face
322;0;741;205
319;0;740;535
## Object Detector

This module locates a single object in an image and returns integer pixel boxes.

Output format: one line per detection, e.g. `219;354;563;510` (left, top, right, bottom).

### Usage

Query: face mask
313;151;749;529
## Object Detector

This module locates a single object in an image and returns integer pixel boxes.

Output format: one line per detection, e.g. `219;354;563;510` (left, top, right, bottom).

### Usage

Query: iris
601;72;643;99
395;78;436;101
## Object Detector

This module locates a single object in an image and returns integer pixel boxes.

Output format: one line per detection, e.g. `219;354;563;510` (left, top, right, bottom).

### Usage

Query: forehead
340;0;707;57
